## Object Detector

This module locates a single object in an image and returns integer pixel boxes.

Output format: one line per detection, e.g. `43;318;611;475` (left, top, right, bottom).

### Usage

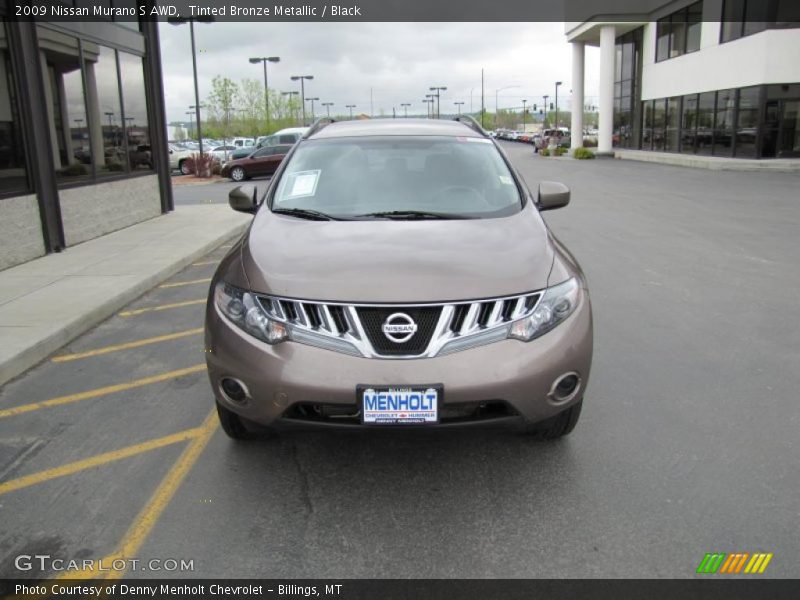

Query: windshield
271;136;522;219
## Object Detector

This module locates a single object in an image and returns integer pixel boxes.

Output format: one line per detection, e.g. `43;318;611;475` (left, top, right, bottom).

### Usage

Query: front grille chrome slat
256;290;546;359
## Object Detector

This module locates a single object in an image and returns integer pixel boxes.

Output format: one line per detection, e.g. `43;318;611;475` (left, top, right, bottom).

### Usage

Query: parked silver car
205;117;592;439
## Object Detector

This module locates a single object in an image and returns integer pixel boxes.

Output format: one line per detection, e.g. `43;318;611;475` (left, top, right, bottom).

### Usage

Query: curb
0;221;247;387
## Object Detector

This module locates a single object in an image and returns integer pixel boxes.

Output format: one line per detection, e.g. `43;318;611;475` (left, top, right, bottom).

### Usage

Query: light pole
281;91;300;126
305;97;319;122
169;15;214;156
185;111;194;139
430;86;446;118
322;102;334;117
542;95;549;128
346;104;356;119
521;99;527;130
555;81;562;129
290;75;313;125
425;94;436;119
495;85;519;129
400;103;411;118
248;56;280;132
454;101;464;116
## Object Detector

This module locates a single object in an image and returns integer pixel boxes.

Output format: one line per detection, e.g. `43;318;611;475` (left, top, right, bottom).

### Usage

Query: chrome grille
257;292;541;359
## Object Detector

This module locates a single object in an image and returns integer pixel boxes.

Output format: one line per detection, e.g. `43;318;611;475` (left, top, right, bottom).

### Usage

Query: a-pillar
570;41;585;150
598;25;616;155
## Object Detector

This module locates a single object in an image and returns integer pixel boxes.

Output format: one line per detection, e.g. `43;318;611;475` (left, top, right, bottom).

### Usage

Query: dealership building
0;12;171;271
567;0;800;159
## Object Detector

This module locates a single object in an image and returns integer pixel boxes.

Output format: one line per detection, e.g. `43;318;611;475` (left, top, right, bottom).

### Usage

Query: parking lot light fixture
169;15;214;155
346;104;356;119
555;81;563;129
521;99;527;130
249;56;280;132
495;85;519;129
454;101;464;116
282;91;300;126
322;102;334;117
430;86;447;118
290;75;314;125
305;97;320;121
400;103;411;118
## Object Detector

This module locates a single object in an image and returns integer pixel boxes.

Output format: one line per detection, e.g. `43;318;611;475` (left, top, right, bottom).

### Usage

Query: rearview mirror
537;181;570;211
229;185;257;214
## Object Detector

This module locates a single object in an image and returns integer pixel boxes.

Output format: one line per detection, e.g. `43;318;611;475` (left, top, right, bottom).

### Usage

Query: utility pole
248;56;279;132
521;99;527;130
543;95;549;128
555;81;562;129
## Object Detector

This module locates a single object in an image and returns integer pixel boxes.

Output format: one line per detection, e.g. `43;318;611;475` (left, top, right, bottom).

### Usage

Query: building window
665;96;681;152
118;52;151;171
642;100;654;151
735;86;761;157
680;94;698;154
653;99;666;151
713;89;736;156
92;45;126;176
614;27;642;148
656;1;703;62
0;23;30;196
696;92;715;155
721;0;800;42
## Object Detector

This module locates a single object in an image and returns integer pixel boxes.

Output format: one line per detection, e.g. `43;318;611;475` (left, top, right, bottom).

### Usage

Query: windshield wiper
355;210;468;220
271;207;348;221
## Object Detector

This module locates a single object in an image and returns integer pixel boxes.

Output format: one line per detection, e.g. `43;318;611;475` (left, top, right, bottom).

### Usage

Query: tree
172;125;186;141
205;76;239;140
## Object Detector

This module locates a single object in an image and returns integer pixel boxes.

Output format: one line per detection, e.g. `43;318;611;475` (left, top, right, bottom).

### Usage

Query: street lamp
425;94;436;119
521;99;527;130
321;102;334;117
305;97;319;122
185;111;194;138
495;85;519;129
400;103;411;118
454;101;464;116
169;15;214;156
430;86;447;118
290;75;313;125
542;95;549;128
248;56;280;132
346;104;356;119
281;91;300;126
555;81;562;129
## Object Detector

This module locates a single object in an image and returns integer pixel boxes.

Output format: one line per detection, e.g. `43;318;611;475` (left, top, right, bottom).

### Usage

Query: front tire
230;166;247;182
179;160;191;175
525;399;583;440
216;401;250;440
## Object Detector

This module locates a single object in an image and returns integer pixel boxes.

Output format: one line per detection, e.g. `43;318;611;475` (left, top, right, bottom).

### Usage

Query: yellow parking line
191;260;218;266
52;328;204;363
58;409;219;581
119;298;205;317
0;427;202;496
158;278;211;289
0;364;206;420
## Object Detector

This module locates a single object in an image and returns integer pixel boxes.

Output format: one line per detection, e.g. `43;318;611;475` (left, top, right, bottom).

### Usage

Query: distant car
168;144;194;174
209;145;237;162
255;127;307;148
220;144;293;181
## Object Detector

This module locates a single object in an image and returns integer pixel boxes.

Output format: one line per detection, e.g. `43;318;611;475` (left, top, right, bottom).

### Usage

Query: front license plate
360;385;441;425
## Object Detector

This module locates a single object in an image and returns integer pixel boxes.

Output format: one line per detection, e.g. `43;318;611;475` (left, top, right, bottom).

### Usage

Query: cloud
159;22;600;123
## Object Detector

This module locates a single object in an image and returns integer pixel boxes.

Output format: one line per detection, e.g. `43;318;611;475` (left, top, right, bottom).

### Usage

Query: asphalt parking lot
1;146;798;579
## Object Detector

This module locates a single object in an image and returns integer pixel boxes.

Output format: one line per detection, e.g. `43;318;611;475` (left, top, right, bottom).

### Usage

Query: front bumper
205;293;592;429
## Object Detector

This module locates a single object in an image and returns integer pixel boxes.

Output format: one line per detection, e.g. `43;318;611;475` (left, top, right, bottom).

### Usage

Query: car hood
242;202;554;303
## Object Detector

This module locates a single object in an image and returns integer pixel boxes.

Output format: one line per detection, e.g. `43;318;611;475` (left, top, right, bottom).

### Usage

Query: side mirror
229;185;258;214
537;181;570;211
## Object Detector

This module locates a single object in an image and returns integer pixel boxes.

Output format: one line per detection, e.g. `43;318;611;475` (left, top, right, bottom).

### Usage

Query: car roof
307;118;484;140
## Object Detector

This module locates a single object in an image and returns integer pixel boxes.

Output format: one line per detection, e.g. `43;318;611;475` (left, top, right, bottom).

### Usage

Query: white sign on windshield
288;170;321;198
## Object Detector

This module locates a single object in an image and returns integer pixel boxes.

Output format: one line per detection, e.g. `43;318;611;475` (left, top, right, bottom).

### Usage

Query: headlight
215;282;288;344
508;277;580;342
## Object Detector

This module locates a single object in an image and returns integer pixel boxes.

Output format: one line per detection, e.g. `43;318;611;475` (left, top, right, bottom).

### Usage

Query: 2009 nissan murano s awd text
205;117;593;440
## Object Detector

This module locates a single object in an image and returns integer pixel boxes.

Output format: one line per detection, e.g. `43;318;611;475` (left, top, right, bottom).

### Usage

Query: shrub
573;147;595;160
185;153;214;178
211;159;222;176
539;148;551;157
554;147;568;156
60;163;88;177
106;160;125;171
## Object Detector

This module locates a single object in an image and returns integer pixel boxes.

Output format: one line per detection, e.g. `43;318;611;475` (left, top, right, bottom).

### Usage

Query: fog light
549;372;581;403
220;377;248;403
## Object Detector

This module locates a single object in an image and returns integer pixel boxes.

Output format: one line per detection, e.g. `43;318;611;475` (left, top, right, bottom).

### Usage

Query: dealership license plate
360;386;440;425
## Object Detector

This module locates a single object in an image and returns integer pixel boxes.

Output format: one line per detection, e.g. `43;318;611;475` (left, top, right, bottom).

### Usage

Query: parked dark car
221;144;293;181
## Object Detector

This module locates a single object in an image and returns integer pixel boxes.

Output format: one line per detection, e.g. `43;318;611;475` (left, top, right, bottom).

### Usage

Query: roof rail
453;115;489;137
303;117;336;139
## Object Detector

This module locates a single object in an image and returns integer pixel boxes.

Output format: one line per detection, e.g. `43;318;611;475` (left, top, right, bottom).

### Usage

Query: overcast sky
158;22;600;125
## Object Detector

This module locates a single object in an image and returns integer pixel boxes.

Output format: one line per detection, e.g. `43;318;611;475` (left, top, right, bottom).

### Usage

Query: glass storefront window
57;59;92;182
713;90;735;156
686;3;703;53
680;94;698;154
642;100;654;151
665;96;681;152
91;45;125;176
656;17;670;62
696;92;715;155
653;99;666;151
735;87;760;157
118;52;151;171
0;24;29;195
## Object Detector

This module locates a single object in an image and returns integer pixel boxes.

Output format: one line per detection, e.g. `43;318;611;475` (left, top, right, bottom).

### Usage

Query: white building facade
566;0;800;159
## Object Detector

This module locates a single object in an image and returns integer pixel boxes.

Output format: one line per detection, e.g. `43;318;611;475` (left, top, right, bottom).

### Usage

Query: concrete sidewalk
614;149;800;172
0;204;251;385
